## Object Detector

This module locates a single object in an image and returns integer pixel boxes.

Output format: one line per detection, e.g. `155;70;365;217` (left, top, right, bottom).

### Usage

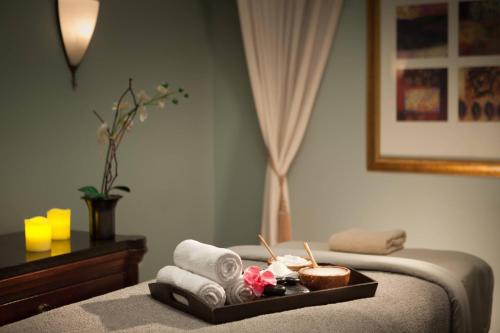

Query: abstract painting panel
397;68;448;121
459;1;500;56
397;3;448;58
459;66;500;121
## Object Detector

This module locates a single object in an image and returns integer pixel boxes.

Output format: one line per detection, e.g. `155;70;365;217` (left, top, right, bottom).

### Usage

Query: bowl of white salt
298;266;351;290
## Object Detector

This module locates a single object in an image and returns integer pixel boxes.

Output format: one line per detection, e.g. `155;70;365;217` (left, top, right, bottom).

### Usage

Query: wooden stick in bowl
258;234;277;261
303;242;319;268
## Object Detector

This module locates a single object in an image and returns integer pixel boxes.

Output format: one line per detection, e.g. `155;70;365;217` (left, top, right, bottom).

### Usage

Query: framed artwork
367;0;500;176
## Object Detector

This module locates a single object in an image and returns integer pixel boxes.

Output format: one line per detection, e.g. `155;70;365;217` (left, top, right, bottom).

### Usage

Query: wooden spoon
258;234;277;261
303;242;319;268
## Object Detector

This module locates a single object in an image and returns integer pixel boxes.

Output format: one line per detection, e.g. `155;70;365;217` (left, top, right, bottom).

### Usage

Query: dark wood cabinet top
0;231;146;280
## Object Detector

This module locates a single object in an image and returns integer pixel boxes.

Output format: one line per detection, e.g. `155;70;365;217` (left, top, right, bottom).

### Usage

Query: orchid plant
78;78;188;199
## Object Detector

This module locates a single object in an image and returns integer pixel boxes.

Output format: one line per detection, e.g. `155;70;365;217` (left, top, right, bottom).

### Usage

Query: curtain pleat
238;0;343;244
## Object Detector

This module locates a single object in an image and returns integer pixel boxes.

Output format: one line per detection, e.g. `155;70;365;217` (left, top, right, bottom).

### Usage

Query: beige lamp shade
58;0;99;67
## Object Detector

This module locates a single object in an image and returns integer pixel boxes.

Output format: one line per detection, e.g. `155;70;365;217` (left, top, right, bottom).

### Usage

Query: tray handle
150;283;211;310
149;282;216;323
169;288;191;310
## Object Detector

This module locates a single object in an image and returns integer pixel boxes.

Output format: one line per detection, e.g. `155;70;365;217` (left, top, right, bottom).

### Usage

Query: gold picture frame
367;0;500;177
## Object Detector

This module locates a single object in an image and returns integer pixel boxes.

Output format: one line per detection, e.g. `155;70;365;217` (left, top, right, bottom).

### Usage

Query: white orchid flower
112;101;132;111
157;85;169;95
137;90;150;103
138;105;148;122
157;100;165;109
96;122;109;145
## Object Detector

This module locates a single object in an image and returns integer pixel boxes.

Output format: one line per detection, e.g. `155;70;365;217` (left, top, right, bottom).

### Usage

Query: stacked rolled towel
156;265;226;308
225;276;255;305
174;239;243;288
328;228;406;255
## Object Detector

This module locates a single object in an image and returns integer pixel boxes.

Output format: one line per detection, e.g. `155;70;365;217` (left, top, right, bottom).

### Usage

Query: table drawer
0;272;127;325
0;251;130;305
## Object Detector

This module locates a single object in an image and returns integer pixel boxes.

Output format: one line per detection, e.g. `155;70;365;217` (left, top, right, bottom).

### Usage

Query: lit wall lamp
57;0;99;89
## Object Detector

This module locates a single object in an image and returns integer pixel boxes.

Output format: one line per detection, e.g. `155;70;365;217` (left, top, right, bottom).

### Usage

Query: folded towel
156;265;226;308
173;239;243;288
328;228;406;255
225;276;255;305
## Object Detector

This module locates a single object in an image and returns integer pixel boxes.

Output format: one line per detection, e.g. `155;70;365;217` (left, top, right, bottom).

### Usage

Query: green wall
209;0;266;247
0;0;215;280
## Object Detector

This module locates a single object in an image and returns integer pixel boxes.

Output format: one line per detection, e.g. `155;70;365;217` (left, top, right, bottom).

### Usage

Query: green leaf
111;185;131;193
78;186;104;199
172;99;178;104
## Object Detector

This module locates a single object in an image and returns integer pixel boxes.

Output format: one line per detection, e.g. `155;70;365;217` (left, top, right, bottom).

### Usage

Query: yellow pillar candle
25;216;52;252
47;208;71;240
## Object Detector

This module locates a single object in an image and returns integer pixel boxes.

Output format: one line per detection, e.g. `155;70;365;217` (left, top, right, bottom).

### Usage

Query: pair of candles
25;209;71;252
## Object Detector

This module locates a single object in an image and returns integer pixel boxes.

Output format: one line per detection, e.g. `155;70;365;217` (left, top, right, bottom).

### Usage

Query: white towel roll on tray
225;276;255;305
156;265;226;308
174;239;243;288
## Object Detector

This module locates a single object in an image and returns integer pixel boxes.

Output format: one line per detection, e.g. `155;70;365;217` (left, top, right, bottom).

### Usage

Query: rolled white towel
225;276;255;305
156;265;226;308
174;239;243;288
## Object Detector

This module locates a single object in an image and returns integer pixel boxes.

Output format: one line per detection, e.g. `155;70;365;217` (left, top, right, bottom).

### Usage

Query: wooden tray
149;268;377;324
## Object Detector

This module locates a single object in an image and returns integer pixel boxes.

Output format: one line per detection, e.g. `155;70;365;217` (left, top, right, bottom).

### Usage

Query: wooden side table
0;231;147;325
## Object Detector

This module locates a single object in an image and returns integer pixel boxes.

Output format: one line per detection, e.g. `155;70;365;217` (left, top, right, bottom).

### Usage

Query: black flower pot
83;195;122;240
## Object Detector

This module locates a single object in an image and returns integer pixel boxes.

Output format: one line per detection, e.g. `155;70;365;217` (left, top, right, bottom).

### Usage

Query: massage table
0;242;493;333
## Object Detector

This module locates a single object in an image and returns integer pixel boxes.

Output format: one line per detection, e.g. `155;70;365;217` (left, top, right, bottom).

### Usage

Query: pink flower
243;266;277;297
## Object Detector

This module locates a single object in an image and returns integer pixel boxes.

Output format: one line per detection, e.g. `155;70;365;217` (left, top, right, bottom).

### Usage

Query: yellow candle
25;216;52;252
51;240;72;257
47;208;71;240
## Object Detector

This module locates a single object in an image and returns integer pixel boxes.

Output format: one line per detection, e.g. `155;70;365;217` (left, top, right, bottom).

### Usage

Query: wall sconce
57;0;100;89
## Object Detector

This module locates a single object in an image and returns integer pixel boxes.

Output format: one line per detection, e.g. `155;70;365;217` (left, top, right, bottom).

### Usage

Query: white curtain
237;0;343;244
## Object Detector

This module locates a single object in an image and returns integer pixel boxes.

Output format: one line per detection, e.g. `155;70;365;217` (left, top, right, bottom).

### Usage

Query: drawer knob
37;303;52;313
